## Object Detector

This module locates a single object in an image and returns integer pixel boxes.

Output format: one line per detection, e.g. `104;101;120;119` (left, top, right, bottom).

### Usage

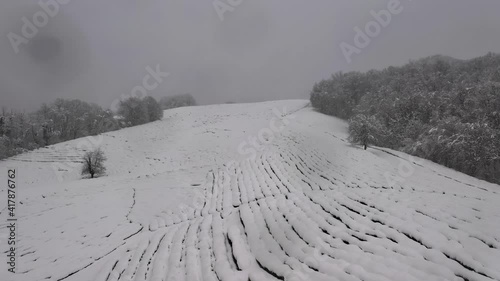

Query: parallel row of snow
1;100;499;281
94;136;500;281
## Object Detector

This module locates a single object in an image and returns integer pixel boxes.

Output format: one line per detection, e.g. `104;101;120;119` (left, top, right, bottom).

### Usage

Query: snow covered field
1;100;499;281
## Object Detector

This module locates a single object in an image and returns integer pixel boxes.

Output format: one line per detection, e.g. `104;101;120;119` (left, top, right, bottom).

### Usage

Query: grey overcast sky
1;0;500;111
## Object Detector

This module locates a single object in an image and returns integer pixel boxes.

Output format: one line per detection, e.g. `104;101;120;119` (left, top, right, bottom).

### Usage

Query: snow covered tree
117;97;149;127
0;115;4;137
159;94;197;110
348;114;384;150
81;148;107;179
143;96;163;122
0;99;118;160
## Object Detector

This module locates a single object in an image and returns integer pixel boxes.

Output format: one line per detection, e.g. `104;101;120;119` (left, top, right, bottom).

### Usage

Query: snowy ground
0;100;499;281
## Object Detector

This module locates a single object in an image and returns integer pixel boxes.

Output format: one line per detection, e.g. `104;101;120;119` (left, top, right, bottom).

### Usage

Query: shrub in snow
117;96;163;127
159;94;197;110
81;148;107;179
143;96;163;122
348;114;385;150
117;97;149;126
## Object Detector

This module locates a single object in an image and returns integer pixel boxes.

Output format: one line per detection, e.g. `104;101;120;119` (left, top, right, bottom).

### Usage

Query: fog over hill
1;0;500;110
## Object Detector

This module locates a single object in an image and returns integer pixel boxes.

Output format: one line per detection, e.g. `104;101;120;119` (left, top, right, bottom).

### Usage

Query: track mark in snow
18;103;500;281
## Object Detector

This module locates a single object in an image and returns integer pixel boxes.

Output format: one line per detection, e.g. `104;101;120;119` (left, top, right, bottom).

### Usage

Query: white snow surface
0;100;499;281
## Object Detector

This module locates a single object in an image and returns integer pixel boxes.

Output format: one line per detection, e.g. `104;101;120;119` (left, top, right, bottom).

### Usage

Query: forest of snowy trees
159;94;197;110
0;93;199;160
0;96;165;160
311;53;500;184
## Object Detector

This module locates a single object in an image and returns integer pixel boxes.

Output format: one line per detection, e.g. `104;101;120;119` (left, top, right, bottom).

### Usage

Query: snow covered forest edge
310;53;500;184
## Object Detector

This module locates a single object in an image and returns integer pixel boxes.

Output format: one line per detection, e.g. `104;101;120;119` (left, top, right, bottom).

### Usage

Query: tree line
0;94;197;160
311;53;500;184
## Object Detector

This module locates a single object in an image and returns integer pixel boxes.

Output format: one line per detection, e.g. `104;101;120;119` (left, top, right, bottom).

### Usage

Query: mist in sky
1;0;500;111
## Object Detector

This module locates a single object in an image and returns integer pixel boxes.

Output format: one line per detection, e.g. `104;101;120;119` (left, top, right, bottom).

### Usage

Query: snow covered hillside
1;100;499;281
